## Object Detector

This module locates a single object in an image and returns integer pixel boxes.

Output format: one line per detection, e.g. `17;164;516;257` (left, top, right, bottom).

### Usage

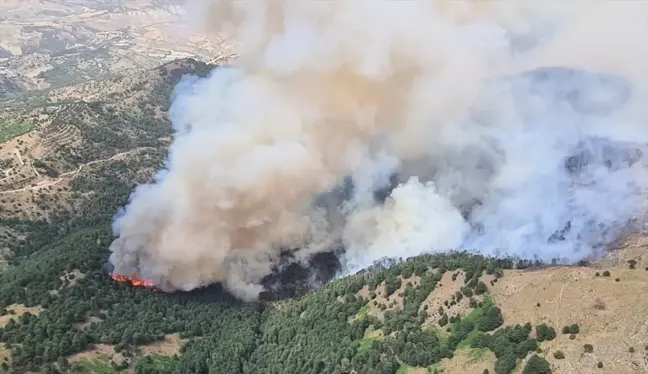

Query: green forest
0;220;557;374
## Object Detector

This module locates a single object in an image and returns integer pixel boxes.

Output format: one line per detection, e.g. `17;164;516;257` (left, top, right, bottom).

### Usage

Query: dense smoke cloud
109;0;648;301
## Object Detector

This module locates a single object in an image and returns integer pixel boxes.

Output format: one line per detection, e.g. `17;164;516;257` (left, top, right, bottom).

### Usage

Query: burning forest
107;0;648;301
111;274;155;289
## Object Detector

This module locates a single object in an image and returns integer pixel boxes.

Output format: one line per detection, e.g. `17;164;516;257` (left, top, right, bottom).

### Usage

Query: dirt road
0;147;155;195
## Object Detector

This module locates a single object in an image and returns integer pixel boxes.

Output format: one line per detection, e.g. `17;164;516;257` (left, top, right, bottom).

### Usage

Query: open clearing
487;261;648;373
0;304;43;328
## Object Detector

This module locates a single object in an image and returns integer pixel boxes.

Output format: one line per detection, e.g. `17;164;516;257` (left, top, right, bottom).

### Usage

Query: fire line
111;274;154;288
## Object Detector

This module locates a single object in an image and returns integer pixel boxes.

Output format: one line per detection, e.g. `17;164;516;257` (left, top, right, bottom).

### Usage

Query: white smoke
109;0;648;300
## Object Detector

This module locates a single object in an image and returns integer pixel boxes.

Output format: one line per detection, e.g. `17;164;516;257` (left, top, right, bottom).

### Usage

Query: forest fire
111;274;155;288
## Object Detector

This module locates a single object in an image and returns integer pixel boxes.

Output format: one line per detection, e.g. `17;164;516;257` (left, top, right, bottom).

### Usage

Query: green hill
0;219;545;374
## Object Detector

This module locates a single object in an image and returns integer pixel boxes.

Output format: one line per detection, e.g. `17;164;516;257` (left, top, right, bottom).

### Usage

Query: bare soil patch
0;343;10;367
440;347;495;374
488;263;648;374
138;334;184;356
67;334;183;365
597;235;648;270
67;344;122;363
61;269;86;288
420;271;486;327
404;366;429;374
73;316;103;331
357;275;421;321
0;304;43;328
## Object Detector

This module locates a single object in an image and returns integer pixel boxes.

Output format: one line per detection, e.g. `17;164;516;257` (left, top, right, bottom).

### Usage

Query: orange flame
111;274;155;288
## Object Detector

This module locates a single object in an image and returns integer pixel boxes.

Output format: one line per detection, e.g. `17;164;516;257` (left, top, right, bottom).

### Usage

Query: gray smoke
108;0;648;300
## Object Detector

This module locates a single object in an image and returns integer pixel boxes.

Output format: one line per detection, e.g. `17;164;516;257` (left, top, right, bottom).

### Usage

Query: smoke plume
109;0;648;301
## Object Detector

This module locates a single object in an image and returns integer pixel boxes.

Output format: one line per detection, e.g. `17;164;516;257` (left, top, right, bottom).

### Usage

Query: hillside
0;57;214;264
1;219;648;374
0;0;234;100
1;57;648;374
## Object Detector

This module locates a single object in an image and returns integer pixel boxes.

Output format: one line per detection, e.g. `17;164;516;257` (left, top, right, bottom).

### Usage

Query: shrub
523;355;551;374
602;270;611;277
584;344;594;353
568;324;580;334
597;361;603;369
535;324;556;342
494;354;517;374
474;281;488;295
554;350;565;359
477;306;504;332
592;299;606;310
